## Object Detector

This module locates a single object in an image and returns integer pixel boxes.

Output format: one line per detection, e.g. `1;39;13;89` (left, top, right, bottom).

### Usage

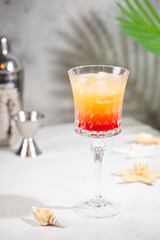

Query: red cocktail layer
75;111;121;132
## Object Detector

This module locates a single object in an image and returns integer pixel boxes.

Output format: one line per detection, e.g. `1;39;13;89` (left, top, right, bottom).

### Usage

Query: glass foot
73;197;122;218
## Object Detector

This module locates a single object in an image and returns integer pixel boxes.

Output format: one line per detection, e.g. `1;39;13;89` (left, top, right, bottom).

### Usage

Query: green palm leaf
117;0;160;57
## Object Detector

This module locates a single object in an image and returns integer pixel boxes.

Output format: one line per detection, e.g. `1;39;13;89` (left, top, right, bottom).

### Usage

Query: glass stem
90;139;106;199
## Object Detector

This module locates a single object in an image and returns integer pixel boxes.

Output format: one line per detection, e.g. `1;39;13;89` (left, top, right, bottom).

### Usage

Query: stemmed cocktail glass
68;65;129;218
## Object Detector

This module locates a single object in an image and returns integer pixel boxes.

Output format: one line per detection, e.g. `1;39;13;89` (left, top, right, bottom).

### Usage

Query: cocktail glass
68;65;129;218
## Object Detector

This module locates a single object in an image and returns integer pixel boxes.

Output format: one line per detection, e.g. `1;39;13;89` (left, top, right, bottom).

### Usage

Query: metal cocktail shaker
0;37;23;146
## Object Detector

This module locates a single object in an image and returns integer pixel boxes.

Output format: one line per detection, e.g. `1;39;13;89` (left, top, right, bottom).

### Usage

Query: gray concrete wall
0;0;160;128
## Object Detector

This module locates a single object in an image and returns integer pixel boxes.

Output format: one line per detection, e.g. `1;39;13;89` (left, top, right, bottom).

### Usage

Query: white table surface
0;118;160;240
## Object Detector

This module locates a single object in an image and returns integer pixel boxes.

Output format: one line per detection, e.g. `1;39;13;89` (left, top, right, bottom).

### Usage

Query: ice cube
95;80;106;85
94;72;108;85
96;72;109;78
113;75;122;82
79;77;87;83
96;71;122;82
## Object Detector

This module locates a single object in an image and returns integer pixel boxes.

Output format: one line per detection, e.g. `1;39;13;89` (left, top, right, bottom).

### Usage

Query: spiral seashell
32;206;63;227
48;213;62;227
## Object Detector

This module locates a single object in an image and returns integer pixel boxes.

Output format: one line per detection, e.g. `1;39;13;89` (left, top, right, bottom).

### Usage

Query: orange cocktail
70;72;127;135
68;65;129;218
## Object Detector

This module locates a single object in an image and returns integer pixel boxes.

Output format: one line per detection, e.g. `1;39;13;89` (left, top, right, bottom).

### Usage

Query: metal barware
13;111;44;158
0;36;23;146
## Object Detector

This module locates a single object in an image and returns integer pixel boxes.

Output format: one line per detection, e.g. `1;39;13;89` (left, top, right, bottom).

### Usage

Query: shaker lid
0;36;21;73
0;37;10;55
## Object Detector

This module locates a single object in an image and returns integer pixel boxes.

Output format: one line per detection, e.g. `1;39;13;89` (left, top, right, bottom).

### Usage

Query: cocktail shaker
0;36;23;146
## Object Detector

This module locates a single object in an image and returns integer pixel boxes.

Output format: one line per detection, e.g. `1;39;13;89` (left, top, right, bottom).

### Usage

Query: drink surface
71;72;127;134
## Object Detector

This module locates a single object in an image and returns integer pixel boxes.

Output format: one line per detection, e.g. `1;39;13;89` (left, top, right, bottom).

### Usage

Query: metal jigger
13;111;44;158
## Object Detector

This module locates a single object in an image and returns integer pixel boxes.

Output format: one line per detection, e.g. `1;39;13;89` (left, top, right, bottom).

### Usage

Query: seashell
32;206;63;227
113;143;156;158
134;132;159;145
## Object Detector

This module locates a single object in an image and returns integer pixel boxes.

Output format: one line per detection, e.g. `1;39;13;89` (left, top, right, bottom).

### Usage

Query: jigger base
16;138;41;158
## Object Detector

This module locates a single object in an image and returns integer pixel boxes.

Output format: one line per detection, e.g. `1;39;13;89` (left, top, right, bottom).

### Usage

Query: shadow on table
45;205;73;210
0;195;42;218
0;195;73;226
0;146;17;153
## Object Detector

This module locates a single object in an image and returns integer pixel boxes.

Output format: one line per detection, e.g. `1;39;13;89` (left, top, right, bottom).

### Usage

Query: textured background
0;0;160;129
